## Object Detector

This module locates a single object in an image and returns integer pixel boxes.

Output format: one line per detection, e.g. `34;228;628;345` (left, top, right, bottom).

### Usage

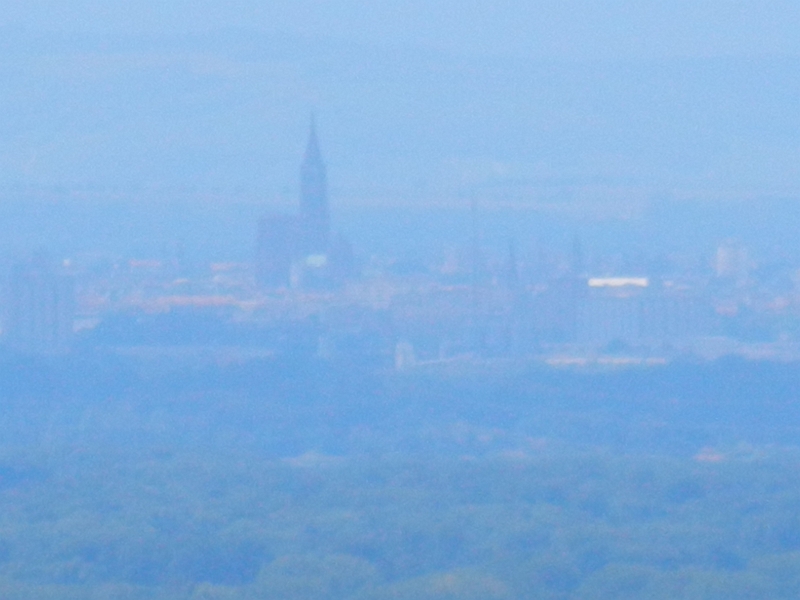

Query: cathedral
256;118;350;288
299;116;330;255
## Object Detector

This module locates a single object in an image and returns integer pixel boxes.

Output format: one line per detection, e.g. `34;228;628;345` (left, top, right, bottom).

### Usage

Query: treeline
0;354;798;597
0;449;800;598
1;353;800;456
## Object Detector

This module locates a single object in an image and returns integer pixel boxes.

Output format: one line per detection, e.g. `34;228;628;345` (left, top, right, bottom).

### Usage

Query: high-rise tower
299;116;330;254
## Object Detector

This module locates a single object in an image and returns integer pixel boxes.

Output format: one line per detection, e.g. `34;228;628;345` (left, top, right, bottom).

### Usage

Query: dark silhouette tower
256;117;342;288
299;116;330;255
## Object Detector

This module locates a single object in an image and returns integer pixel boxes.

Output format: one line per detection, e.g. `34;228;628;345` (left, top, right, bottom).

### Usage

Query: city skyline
2;5;800;599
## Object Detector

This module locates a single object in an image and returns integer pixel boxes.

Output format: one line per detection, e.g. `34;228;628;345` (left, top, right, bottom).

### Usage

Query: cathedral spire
299;114;330;254
303;113;323;167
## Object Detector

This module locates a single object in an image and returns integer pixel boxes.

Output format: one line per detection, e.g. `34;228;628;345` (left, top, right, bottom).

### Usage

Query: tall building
6;255;74;354
256;118;337;288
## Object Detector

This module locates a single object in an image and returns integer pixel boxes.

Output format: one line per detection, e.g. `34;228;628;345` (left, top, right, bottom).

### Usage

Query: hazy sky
3;0;800;60
1;2;799;201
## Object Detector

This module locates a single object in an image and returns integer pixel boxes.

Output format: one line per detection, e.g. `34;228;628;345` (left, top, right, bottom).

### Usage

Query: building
256;118;337;288
299;116;330;256
577;278;647;346
6;255;74;354
531;277;587;343
576;277;711;348
256;214;305;288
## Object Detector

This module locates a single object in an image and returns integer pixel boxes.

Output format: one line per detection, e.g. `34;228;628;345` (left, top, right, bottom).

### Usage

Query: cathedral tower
256;117;339;288
299;116;330;254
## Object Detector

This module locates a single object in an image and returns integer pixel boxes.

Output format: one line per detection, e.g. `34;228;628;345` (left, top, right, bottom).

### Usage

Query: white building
577;278;708;347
